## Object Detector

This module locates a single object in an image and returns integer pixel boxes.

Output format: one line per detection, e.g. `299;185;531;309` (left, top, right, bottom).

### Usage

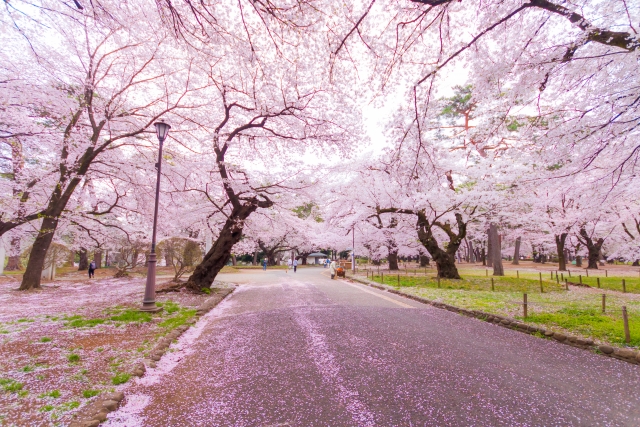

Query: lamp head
154;120;171;142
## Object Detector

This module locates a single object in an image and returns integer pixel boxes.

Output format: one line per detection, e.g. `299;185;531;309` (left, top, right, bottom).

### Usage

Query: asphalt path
107;267;640;426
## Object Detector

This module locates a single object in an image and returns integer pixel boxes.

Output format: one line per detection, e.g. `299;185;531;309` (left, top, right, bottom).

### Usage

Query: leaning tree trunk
388;250;399;270
185;204;256;291
512;237;521;265
420;255;430;267
555;233;568;271
231;254;237;266
5;236;22;270
490;224;504;276
19;217;59;290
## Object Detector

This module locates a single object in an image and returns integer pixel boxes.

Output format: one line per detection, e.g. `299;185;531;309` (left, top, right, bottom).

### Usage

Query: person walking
262;258;268;271
293;258;298;273
329;260;337;279
287;258;292;273
88;260;96;278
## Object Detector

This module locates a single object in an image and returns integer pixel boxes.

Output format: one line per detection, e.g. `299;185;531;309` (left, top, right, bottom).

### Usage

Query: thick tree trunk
186;204;256;291
371;258;381;266
231;254;237;266
19;217;59;290
300;254;309;265
578;228;604;269
468;240;475;263
94;250;102;269
576;255;583;267
490;224;504;276
5;236;22;270
253;251;258;266
586;250;599;269
633;259;639;266
486;229;493;268
481;247;486;266
388;250;399;270
420;255;430;267
78;248;88;270
555;233;568;271
512;237;521;265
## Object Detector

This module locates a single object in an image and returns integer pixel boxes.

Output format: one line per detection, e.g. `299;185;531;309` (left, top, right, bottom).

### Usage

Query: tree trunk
231;254;237;266
78;248;88;270
185;204;257;291
300;254;309;265
633;259;639;266
253;251;258;266
486;229;493;268
468;240;475;263
388;250;399;270
420;255;430;267
19;217;59;290
5;236;22;270
371;258;381;266
555;233;568;271
481;247;486;266
512;237;521;265
165;251;173;267
490;224;504;276
578;227;604;269
576;255;582;267
131;249;139;268
94;250;102;269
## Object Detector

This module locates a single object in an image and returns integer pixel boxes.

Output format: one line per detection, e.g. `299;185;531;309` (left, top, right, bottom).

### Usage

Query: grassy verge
368;274;640;348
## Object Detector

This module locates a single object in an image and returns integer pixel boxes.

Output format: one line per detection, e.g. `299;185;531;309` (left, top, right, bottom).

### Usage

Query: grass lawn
366;273;640;348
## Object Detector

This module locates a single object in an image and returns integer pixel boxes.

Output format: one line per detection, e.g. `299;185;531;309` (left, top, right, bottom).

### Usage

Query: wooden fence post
491;277;494;291
586;269;589;277
602;294;606;313
397;274;400;286
597;277;601;288
579;275;582;284
622;279;626;293
485;269;488;277
517;270;519;279
605;269;608;277
523;293;527;318
622;306;630;343
539;272;543;293
381;272;384;284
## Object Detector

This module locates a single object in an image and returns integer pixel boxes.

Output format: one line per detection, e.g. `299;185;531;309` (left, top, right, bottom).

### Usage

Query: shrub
111;373;130;385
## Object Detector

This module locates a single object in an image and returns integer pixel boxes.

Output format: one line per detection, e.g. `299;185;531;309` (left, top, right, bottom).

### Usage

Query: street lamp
140;120;171;312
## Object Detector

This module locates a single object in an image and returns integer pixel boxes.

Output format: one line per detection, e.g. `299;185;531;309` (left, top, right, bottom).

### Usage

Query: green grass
370;274;564;293
67;354;80;363
40;337;52;343
109;309;152;323
59;401;80;411
64;315;106;328
82;389;100;398
38;390;60;399
20;365;34;373
0;378;24;393
374;274;640;348
39;405;55;412
111;373;130;385
158;307;196;330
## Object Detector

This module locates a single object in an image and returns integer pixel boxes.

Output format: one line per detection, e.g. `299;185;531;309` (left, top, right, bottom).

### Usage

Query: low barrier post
622;306;630;343
523;293;527;318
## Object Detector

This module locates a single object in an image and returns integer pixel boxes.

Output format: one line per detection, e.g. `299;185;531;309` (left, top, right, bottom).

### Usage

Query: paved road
107;268;640;426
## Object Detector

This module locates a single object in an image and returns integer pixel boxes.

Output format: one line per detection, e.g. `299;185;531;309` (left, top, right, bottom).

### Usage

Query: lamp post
352;225;356;273
140;120;171;312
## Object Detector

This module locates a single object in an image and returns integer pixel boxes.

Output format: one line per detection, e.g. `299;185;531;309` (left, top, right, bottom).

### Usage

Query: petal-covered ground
0;273;215;426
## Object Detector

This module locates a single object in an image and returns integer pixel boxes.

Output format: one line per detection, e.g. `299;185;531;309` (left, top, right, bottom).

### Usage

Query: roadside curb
69;286;235;427
347;276;640;366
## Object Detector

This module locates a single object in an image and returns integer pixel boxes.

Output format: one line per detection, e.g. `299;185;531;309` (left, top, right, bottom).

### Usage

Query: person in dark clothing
88;260;96;278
